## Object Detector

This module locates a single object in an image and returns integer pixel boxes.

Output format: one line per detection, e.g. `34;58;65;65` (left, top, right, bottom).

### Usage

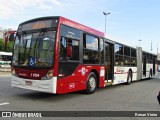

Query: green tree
6;41;14;52
0;39;5;51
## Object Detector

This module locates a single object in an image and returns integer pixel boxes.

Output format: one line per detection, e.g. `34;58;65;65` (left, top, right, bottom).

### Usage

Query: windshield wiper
33;29;46;60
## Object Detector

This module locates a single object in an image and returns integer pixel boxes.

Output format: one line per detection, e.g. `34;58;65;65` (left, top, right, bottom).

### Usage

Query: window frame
59;36;80;62
83;34;99;51
114;43;137;67
83;33;100;64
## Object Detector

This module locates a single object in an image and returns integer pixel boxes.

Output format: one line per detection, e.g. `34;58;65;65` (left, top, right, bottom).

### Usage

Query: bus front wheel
86;72;97;94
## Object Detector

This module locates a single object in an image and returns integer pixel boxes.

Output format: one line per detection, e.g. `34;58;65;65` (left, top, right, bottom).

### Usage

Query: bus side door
105;42;114;81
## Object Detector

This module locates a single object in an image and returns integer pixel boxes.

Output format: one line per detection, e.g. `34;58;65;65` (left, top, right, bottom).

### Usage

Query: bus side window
59;37;67;61
70;40;79;61
67;39;72;60
59;37;79;61
83;34;99;64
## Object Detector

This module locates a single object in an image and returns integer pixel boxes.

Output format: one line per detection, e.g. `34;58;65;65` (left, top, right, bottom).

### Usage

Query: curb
0;72;11;77
0;75;11;77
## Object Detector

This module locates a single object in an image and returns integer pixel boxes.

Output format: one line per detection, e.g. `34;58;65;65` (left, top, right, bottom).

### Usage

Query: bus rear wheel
149;69;152;79
86;72;97;94
126;71;132;85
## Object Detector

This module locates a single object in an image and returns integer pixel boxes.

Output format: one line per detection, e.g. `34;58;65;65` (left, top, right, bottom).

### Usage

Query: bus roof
18;16;104;38
0;52;12;56
60;17;104;37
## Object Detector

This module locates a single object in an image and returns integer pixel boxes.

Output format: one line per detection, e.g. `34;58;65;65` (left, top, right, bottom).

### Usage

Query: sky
0;0;159;54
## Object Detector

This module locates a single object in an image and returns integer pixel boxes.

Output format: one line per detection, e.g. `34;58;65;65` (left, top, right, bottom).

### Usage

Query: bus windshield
12;31;56;67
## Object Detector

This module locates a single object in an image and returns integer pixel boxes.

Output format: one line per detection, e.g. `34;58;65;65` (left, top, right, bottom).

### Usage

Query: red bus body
11;16;105;94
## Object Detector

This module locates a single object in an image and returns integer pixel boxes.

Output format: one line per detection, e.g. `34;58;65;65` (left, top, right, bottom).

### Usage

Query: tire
86;72;97;94
126;71;132;85
149;69;152;79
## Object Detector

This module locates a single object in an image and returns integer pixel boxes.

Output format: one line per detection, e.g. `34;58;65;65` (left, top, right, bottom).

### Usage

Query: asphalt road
0;74;160;119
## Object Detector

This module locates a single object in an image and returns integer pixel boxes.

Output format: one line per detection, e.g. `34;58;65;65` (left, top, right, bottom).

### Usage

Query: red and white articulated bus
11;16;159;94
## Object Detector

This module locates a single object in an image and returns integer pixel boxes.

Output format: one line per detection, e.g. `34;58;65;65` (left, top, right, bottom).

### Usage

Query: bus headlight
11;68;18;77
41;70;53;80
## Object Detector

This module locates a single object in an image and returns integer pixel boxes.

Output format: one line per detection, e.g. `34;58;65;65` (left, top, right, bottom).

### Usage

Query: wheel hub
89;77;96;90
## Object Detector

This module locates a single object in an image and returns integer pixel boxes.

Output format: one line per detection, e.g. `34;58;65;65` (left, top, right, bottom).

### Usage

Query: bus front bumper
11;75;57;94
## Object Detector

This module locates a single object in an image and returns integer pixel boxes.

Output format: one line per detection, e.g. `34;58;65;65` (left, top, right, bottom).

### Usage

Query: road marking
0;102;10;106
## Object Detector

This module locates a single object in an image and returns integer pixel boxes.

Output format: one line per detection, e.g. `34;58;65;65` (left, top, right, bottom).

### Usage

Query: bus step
104;81;112;86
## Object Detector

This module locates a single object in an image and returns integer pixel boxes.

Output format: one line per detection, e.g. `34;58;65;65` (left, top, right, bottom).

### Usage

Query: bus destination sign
32;22;47;29
18;18;58;32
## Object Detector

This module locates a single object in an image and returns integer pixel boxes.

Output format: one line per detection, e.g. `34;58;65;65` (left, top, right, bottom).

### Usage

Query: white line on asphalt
0;102;10;106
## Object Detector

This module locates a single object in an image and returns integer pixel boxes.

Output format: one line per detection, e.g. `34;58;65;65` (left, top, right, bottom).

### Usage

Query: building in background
0;30;6;39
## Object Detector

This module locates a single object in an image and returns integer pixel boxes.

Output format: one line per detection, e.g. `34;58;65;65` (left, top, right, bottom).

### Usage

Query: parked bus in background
0;51;12;67
11;16;159;94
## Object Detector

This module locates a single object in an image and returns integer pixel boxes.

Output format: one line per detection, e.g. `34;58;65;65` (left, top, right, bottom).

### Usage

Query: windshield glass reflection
12;31;56;67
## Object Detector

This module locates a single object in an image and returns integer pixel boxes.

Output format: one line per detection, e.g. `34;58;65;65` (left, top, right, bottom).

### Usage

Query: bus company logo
116;67;125;73
69;83;75;89
78;67;88;76
19;73;27;76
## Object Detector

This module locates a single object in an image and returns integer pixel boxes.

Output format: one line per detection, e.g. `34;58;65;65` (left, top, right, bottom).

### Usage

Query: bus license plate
25;81;32;86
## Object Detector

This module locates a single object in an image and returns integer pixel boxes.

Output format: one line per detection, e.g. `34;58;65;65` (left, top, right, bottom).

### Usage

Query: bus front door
105;42;114;83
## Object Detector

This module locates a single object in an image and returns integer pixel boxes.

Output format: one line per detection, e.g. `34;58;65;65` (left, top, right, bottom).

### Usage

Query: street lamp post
103;12;110;35
151;40;153;52
138;39;142;47
157;44;159;54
